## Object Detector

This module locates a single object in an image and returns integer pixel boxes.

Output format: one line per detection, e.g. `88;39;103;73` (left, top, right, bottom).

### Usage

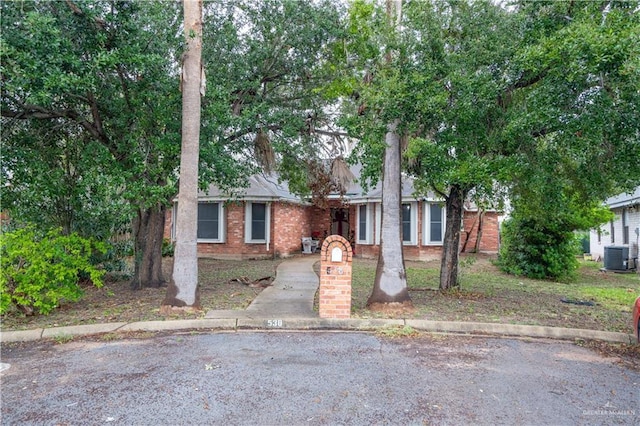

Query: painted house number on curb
267;319;283;327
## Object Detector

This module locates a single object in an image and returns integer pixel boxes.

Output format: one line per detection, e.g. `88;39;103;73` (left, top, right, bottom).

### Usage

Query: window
402;202;417;245
357;204;372;244
245;202;270;243
622;208;629;245
374;203;381;244
423;202;445;245
610;220;615;244
197;202;224;242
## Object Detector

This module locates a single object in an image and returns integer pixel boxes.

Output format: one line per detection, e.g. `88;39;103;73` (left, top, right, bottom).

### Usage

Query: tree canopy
2;0;639;303
1;0;348;289
1;0;184;288
340;0;639;285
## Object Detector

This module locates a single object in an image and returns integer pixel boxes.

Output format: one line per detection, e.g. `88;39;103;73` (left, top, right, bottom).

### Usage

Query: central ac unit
604;246;630;270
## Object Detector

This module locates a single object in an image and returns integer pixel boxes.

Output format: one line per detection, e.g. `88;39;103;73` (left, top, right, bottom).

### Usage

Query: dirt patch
367;301;416;317
1;257;283;331
581;340;640;372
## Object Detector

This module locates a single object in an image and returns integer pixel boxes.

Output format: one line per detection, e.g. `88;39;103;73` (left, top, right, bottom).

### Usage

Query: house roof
338;164;439;202
605;186;640;209
199;173;303;203
346;175;441;203
197;166;493;211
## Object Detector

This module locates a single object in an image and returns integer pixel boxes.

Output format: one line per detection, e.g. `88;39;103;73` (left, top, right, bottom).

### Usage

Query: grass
349;255;639;334
1;254;638;336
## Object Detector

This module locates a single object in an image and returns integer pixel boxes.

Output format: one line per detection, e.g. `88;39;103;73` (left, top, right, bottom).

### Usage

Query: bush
497;216;580;281
162;238;174;257
91;238;133;278
0;226;107;315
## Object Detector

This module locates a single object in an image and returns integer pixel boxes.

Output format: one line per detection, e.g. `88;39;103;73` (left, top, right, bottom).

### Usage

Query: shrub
162;238;174;257
497;216;580;281
91;238;133;279
0;226;107;315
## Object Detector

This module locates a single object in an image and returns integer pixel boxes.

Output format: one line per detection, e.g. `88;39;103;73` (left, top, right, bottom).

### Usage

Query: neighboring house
589;187;640;270
164;171;501;260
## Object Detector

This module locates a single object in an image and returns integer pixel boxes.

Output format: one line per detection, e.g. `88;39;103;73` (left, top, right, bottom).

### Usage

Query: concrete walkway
0;255;636;344
204;254;320;319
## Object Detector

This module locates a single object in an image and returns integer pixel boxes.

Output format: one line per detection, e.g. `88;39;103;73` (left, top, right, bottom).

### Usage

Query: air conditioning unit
604;246;630;270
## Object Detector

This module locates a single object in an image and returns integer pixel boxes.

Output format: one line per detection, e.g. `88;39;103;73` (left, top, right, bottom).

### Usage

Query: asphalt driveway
1;331;638;425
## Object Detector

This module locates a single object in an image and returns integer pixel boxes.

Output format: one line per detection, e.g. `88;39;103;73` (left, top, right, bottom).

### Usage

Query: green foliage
0;226;106;315
162;238;175;257
498;215;581;281
90;239;133;280
500;165;614;281
200;0;349;198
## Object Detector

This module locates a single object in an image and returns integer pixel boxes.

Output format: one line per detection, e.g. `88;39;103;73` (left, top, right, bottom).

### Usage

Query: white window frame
423;202;446;245
402;201;418;246
622;208;629;245
245;201;271;244
197;201;225;243
357;203;373;244
610;219;615;244
374;203;382;245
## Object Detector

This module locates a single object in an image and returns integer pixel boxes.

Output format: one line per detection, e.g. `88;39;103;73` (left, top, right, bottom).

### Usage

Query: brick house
164;172;501;260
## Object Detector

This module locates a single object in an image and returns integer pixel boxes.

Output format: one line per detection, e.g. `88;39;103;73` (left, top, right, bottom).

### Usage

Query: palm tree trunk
368;120;411;306
162;0;203;309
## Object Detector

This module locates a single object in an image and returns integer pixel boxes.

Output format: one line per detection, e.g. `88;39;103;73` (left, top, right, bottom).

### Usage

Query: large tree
1;0;183;289
1;119;128;239
198;0;350;195
402;0;518;290
162;0;203;310
2;0;348;298
368;0;412;308
354;0;639;289
497;0;640;279
338;0;412;308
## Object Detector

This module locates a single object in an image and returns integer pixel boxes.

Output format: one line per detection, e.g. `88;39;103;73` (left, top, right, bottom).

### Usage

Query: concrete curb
1;317;635;345
404;320;635;344
119;319;237;332
41;323;128;339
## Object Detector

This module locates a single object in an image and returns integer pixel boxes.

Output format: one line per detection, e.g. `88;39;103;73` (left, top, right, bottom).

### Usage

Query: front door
330;208;350;240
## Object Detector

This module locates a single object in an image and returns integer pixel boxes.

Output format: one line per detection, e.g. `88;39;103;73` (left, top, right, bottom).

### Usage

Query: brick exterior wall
308;205;332;239
319;235;353;319
163;208;173;241
272;202;311;257
461;211;500;253
197;202;272;259
164;200;500;261
354;208;500;261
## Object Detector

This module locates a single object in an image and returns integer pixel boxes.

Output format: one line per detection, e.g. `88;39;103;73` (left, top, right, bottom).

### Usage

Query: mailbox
319;235;353;319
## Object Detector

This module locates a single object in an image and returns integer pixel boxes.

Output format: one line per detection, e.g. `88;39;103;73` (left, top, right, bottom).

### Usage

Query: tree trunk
367;120;412;306
162;0;202;309
474;209;485;253
130;204;166;290
439;185;467;291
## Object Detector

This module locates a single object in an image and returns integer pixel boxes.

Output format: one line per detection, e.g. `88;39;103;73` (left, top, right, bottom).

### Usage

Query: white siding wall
590;208;640;261
628;209;640;259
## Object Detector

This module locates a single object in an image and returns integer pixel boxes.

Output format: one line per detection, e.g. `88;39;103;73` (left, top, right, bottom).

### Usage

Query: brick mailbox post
319;235;353;319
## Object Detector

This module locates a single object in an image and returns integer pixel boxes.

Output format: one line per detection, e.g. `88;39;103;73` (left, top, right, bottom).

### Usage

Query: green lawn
350;256;639;333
